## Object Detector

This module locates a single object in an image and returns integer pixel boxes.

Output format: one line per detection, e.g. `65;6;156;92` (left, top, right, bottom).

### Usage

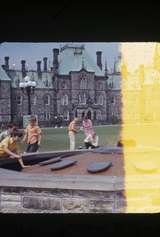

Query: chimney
53;48;59;70
4;56;9;70
21;60;26;77
36;61;41;73
43;57;48;72
36;61;42;78
96;51;102;70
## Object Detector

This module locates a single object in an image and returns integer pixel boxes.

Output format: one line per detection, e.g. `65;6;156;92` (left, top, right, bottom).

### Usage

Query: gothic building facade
0;44;121;127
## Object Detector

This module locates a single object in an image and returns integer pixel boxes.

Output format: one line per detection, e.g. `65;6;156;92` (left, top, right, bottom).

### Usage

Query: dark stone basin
49;160;78;171
87;161;112;173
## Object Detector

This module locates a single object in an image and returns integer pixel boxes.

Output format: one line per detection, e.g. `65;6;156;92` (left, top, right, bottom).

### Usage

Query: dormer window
74;48;83;55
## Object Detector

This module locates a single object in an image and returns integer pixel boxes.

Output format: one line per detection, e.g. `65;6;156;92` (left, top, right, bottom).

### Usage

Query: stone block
72;190;115;200
23;196;61;210
0;201;22;209
1;194;21;202
115;198;126;210
89;199;114;213
62;198;88;212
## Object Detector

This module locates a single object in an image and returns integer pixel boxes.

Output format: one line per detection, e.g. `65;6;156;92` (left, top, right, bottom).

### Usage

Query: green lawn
20;125;121;152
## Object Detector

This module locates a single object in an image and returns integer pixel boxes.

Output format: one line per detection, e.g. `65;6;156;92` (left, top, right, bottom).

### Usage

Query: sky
0;42;120;72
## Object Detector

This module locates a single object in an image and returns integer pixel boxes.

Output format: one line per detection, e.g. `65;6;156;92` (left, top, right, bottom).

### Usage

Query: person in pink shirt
82;115;94;137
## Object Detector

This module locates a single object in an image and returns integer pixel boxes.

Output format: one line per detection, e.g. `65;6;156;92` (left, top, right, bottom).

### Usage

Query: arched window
82;111;85;119
44;95;50;105
87;110;91;119
99;95;103;105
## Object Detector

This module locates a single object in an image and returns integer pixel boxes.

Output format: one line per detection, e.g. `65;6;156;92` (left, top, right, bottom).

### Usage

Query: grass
20;125;121;152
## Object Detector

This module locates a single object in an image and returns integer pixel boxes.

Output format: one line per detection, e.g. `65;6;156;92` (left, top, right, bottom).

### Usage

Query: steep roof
58;44;104;76
0;66;11;81
10;71;54;89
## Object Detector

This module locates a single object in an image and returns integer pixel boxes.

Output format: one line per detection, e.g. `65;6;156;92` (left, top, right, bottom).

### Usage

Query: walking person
23;116;42;153
68;117;79;150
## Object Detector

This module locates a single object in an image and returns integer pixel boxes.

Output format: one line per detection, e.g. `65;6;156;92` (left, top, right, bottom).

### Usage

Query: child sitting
0;129;30;168
0;123;16;142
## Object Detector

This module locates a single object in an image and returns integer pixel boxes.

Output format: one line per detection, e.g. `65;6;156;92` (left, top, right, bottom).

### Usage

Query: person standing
82;115;93;137
23;116;42;153
68;117;79;150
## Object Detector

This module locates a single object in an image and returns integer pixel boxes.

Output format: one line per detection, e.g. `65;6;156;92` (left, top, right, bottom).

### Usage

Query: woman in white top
84;132;99;149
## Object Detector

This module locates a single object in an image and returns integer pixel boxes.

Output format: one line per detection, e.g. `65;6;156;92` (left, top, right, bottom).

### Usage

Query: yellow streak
121;42;160;213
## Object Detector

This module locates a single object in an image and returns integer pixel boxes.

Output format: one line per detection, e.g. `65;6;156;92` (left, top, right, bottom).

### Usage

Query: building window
97;110;102;120
99;95;103;105
44;80;49;87
33;95;37;105
64;111;70;120
75;110;78;118
82;94;86;104
82;111;85;119
111;96;115;104
44;95;50;105
80;79;87;89
94;111;96;120
15;78;20;87
79;94;86;104
61;81;67;89
61;94;68;105
64;94;68;105
98;82;103;90
44;112;51;120
16;95;22;105
78;94;82;104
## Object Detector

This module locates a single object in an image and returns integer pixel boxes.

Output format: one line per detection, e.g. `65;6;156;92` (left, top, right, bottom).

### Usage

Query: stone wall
0;81;11;123
0;187;125;213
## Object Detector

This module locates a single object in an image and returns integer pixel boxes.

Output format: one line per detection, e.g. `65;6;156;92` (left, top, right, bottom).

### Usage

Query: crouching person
84;132;99;149
0;129;30;169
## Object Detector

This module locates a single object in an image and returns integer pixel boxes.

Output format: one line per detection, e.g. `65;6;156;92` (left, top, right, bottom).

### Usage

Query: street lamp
19;76;36;115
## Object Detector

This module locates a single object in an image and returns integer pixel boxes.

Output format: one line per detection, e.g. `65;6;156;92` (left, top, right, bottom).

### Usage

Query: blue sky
0;42;120;72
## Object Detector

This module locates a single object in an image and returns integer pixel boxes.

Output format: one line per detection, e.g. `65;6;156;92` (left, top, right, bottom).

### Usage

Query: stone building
0;44;121;127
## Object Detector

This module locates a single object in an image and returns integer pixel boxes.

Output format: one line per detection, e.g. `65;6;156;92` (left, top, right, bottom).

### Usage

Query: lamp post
19;76;36;115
